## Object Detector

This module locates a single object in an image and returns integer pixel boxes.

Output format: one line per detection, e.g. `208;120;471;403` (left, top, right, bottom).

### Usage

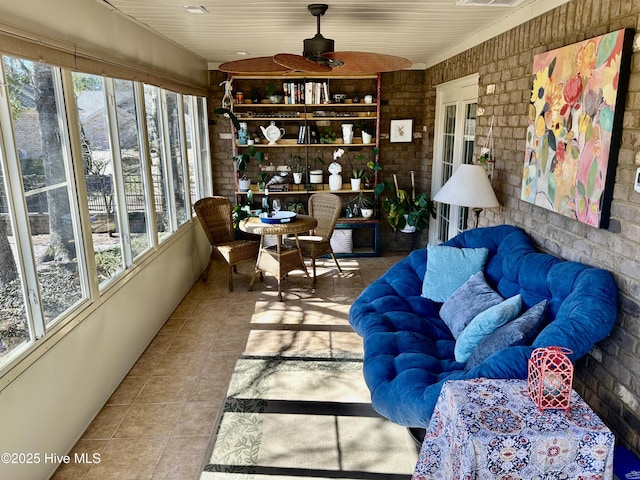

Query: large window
0;55;210;370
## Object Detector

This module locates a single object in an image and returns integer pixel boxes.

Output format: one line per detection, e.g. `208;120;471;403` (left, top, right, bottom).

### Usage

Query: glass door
429;75;479;244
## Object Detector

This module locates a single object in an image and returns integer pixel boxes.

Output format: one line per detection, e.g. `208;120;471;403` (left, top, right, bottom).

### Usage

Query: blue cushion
454;294;523;363
439;271;504;339
421;245;489;302
465;300;548;370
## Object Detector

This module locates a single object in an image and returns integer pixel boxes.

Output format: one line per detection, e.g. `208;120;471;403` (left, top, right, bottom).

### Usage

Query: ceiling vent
456;0;526;6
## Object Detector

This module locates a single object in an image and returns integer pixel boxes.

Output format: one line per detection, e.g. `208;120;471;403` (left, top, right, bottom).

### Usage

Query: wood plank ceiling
99;0;567;70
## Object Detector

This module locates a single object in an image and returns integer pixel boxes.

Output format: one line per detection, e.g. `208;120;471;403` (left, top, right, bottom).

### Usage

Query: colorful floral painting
521;29;631;228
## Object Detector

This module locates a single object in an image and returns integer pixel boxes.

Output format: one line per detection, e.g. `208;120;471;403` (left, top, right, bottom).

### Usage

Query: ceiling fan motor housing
303;34;335;61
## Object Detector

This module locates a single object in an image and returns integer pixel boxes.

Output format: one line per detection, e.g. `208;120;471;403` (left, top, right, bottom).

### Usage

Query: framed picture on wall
520;28;633;228
390;119;413;143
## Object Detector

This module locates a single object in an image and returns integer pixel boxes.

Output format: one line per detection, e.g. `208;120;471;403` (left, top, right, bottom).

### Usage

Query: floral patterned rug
201;355;417;480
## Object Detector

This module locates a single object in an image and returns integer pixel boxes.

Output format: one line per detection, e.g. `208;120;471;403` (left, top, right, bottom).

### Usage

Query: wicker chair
285;193;342;287
194;196;259;291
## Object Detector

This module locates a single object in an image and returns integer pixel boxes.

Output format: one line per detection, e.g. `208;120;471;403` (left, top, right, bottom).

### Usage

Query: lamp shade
433;164;499;208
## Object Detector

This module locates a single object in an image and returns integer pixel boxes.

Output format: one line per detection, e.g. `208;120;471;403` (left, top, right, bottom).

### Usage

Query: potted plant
234;144;265;191
288;155;306;184
377;174;435;233
355;120;375;144
352;192;375;218
266;82;282;104
357;147;381;188
214;107;265;191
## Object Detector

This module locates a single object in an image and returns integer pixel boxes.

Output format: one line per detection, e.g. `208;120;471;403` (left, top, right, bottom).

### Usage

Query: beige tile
135;375;198;404
82;405;130;440
153;351;208;376
152;436;211;480
84;437;168;479
166;332;215;353
107;376;147;405
50;439;107;479
114;403;183;438
173;402;219;437
189;375;229;404
211;326;251;353
156;317;186;337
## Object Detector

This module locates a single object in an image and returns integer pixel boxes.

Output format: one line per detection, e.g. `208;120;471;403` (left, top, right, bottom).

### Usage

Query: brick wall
208;0;640;452
422;0;640;452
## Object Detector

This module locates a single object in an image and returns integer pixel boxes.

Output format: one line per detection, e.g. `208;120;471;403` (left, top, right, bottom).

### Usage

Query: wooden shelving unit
226;74;382;257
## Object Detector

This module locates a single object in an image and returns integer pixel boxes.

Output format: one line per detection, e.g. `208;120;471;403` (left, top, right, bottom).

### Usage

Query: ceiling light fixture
183;5;209;14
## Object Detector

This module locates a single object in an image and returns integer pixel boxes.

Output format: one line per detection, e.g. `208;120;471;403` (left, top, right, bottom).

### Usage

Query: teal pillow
439;271;504;339
454;294;523;363
465;300;548;370
421;245;489;302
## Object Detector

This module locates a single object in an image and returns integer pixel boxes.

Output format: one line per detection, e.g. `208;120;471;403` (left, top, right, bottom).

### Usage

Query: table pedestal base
249;236;312;301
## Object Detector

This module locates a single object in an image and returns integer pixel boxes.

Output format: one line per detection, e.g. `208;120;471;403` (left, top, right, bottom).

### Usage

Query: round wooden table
239;215;317;301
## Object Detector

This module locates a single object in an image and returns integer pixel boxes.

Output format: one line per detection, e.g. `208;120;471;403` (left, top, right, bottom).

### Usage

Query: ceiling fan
218;4;412;75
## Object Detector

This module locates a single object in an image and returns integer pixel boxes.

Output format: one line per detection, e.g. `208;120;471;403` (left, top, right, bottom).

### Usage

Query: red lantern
527;346;574;411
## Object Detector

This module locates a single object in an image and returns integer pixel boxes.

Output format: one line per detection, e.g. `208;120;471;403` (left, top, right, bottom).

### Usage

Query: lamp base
472;207;483;229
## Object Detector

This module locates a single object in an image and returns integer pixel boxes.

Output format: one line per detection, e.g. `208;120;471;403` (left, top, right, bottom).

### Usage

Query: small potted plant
353;192;375;218
266;82;283;104
288;155;306;184
234;144;265;191
215;107;265;191
377;174;435;233
355;120;375;144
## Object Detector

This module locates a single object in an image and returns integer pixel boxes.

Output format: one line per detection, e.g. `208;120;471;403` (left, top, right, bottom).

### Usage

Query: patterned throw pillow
439;271;505;339
465;300;548;370
421;245;489;303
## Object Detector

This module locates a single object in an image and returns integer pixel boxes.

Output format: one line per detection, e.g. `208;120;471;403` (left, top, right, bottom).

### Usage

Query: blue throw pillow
465;300;548;370
421;245;489;302
439;271;504;339
454;294;523;363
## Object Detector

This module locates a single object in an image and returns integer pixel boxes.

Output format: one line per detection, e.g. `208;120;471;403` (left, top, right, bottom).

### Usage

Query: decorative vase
310;170;323;184
361;208;373;218
238;178;251;192
362;131;372;144
293;172;303;184
238;122;248;145
342;124;354;144
329;173;342;191
350;178;361;191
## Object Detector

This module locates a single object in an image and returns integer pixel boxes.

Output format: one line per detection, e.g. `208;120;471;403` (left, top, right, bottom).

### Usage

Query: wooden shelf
236;185;376;195
237;140;377;148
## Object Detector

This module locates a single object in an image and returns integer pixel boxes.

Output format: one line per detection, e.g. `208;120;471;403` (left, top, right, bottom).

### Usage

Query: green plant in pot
288;155;306;184
355;120;375;144
214;107;265;191
377;174;435;233
355;147;381;188
233;144;265;191
352;192;375;218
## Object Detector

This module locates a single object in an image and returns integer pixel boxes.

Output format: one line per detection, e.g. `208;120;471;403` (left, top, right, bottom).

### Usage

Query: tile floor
51;254;403;479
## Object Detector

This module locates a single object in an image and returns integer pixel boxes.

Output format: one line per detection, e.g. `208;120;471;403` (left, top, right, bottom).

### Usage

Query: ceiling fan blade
273;53;332;73
218;56;293;75
324;52;413;74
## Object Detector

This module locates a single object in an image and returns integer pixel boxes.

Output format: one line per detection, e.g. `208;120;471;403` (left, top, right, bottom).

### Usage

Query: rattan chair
194;196;259;291
285;193;342;287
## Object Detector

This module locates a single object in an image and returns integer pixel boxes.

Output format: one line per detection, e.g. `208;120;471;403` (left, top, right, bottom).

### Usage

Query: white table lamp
433;164;499;228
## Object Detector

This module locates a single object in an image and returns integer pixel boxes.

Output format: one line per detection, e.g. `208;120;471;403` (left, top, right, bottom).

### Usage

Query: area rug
201;355;418;480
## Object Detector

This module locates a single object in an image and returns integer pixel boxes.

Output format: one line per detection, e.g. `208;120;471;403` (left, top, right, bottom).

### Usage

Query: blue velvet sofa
348;225;618;427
